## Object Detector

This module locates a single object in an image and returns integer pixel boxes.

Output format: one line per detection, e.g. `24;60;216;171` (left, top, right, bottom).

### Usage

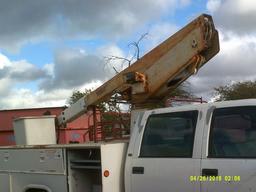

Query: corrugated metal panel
0;131;15;146
0;107;64;131
0;107;99;146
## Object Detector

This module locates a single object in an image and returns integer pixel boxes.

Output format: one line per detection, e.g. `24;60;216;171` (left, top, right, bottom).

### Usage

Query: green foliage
67;90;91;105
67;89;119;112
67;81;193;110
67;89;130;134
214;81;256;101
169;82;194;98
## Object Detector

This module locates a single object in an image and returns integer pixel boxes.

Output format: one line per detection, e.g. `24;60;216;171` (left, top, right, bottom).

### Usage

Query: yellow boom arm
58;14;219;125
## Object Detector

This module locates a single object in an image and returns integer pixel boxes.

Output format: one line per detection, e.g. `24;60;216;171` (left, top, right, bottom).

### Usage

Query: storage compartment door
0;174;10;192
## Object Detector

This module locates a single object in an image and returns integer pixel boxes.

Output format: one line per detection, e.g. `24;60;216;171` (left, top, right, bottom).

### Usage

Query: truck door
130;110;201;192
201;106;256;191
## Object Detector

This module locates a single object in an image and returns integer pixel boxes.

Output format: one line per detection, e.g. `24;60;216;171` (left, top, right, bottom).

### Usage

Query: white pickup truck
0;13;222;192
0;99;255;192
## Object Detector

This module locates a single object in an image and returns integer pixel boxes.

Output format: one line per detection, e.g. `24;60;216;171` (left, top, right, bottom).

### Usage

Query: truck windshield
140;110;198;158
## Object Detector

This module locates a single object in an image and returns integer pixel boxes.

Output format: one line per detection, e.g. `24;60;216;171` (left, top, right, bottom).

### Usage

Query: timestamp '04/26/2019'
189;175;241;182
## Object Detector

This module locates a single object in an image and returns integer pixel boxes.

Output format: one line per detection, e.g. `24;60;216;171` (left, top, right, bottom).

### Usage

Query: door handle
202;168;218;176
132;166;144;174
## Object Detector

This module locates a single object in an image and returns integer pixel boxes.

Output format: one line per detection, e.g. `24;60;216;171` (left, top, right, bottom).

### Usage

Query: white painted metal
101;143;128;192
0;173;10;191
126;99;256;192
0;149;65;173
127;105;202;192
3;99;256;191
130;109;146;134
66;147;102;192
12;173;67;192
13;116;56;145
57;97;87;126
131;158;200;192
0;148;67;192
201;99;256;192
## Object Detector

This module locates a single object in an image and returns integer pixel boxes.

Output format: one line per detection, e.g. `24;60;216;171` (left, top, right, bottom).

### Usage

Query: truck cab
125;99;256;192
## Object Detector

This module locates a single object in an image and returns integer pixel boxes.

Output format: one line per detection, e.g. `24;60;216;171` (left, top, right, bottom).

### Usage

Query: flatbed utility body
0;142;128;192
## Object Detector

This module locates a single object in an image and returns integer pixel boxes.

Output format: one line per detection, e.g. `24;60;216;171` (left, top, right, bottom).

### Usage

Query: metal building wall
0;107;94;145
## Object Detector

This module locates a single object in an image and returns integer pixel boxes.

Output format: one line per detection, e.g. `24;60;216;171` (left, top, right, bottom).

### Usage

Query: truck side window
209;106;256;158
140;111;198;158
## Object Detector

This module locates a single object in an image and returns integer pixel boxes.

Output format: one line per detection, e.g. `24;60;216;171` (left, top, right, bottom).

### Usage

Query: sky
0;0;256;109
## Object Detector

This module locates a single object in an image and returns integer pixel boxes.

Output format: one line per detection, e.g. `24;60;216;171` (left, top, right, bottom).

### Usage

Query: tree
141;82;195;109
67;89;123;113
67;90;91;105
169;82;194;98
104;33;148;74
67;81;194;109
67;90;130;135
214;80;256;101
67;82;194;135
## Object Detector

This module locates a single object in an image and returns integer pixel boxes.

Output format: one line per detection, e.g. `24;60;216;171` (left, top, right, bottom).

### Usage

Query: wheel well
23;184;51;192
25;189;48;192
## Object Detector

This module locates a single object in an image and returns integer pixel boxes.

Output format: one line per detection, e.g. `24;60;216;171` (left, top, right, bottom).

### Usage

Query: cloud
207;0;256;34
42;63;54;76
0;88;68;109
10;61;48;81
0;45;127;108
0;60;48;81
98;44;130;73
0;78;12;97
188;1;256;99
0;67;9;79
40;48;107;90
189;31;256;99
206;0;221;13
0;53;49;98
6;1;255;108
145;22;178;52
0;0;202;109
0;0;186;52
0;78;107;109
0;53;12;68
